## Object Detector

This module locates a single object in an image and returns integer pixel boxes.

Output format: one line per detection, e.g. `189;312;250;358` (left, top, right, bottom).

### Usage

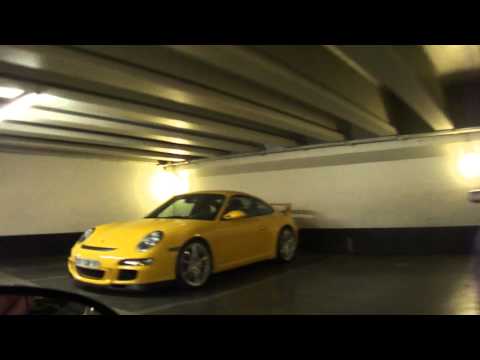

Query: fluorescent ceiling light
0;92;43;122
0;86;25;99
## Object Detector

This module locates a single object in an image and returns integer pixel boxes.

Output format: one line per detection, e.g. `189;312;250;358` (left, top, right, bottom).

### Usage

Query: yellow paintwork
68;191;297;286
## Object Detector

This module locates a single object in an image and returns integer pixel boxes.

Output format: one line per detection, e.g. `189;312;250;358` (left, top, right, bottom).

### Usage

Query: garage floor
1;252;479;315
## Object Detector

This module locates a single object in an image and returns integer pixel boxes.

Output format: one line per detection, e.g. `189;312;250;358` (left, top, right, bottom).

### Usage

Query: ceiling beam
328;45;454;131
15;108;237;155
0;135;185;163
74;45;341;132
0;46;343;142
0;75;294;149
0;121;214;158
168;45;397;137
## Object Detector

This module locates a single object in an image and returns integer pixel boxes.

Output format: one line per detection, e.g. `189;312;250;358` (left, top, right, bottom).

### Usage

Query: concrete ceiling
0;45;477;163
424;45;480;80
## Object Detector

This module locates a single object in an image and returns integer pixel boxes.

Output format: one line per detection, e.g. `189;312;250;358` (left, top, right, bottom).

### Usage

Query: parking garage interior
1;45;480;314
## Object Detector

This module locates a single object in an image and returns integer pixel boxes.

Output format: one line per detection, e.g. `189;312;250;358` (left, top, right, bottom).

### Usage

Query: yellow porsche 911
68;191;298;289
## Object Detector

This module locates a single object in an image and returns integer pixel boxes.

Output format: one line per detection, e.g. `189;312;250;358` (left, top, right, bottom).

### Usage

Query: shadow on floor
73;251;327;300
2;252;479;315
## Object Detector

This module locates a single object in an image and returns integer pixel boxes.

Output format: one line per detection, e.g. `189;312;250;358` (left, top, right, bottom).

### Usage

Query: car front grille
81;245;116;251
76;267;105;279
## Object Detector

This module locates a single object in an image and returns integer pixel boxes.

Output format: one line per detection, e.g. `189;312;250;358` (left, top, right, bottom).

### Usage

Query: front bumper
67;250;177;286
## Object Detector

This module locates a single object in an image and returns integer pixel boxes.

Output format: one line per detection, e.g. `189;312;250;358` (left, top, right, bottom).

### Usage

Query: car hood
85;218;195;249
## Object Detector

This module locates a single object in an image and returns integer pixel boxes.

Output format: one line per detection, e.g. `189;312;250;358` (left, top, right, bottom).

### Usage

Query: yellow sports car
68;191;298;289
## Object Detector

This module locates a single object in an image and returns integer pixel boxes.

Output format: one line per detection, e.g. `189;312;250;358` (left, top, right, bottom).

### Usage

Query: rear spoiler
270;203;292;215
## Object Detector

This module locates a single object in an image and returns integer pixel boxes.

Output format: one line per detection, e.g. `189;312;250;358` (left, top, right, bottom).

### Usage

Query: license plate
75;258;100;269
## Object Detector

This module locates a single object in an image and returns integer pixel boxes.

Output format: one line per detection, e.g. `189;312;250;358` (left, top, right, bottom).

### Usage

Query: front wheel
176;240;212;289
276;228;298;263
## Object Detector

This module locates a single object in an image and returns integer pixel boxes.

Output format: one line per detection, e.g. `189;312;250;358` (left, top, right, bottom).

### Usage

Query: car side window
223;196;256;217
252;199;274;216
223;196;274;218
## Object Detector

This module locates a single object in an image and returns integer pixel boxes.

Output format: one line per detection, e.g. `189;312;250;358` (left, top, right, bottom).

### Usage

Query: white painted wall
3;131;480;235
0;152;171;236
177;132;480;228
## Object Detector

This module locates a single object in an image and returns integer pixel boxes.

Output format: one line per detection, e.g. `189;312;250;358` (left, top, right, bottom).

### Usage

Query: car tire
175;239;213;289
276;227;298;263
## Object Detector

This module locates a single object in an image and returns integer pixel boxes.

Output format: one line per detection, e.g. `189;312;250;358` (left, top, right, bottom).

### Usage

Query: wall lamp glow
150;169;190;202
458;152;480;179
0;92;43;122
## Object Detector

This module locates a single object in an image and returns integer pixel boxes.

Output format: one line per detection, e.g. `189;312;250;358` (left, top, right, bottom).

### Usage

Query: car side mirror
222;210;247;220
0;286;117;315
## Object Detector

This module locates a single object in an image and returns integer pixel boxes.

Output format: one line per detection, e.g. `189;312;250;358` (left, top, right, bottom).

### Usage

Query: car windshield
146;194;226;221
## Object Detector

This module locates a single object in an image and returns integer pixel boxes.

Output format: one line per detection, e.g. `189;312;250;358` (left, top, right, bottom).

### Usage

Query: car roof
183;190;253;197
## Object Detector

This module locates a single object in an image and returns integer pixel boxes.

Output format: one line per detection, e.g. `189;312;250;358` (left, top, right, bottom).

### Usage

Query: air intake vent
81;245;116;251
76;267;105;279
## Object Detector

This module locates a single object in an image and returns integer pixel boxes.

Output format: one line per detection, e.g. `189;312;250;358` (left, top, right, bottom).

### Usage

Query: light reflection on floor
446;268;479;315
1;253;480;315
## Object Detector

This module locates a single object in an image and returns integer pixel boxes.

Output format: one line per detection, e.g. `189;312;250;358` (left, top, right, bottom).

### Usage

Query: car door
210;196;265;270
249;197;278;257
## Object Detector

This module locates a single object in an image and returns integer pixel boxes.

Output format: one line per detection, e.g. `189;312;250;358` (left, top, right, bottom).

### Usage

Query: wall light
0;86;25;99
458;152;480;179
150;169;190;203
0;92;44;122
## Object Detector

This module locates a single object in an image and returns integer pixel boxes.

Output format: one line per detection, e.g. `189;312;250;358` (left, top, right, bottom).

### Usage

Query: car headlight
77;228;95;244
119;258;154;266
137;231;163;252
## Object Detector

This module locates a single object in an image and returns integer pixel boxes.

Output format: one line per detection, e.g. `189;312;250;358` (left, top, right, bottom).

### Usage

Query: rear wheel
176;240;212;289
277;227;298;263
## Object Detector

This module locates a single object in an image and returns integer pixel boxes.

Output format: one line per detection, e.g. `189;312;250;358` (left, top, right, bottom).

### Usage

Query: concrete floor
0;252;479;314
